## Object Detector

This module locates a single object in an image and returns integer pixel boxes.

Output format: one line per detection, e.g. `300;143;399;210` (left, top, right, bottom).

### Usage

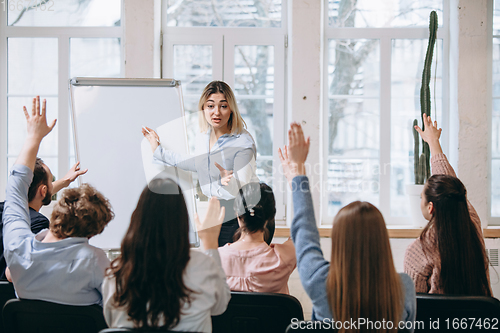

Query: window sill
274;227;500;239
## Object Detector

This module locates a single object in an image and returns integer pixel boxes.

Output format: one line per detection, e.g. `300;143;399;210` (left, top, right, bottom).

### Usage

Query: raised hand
194;197;225;250
64;162;88;183
141;126;160;152
414;114;443;155
214;162;234;186
16;96;57;170
23;96;57;141
279;123;310;184
52;162;89;194
414;114;442;144
288;122;310;165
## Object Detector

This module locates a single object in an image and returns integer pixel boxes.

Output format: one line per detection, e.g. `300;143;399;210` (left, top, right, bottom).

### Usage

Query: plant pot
405;184;429;228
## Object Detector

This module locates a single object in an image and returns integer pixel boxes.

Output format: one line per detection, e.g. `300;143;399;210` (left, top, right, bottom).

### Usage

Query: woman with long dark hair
280;123;416;332
404;115;491;295
218;182;296;294
102;178;230;331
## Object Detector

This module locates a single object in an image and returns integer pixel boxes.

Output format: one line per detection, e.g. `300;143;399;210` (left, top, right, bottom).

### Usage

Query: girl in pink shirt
218;183;296;294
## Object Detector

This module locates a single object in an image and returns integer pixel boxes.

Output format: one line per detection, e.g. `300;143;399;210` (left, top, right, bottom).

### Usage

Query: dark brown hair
327;201;403;333
50;183;114;238
420;174;491;296
108;178;193;329
27;158;50;203
233;182;276;244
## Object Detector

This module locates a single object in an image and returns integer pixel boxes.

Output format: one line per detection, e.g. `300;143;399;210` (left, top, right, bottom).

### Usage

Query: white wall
449;0;491;227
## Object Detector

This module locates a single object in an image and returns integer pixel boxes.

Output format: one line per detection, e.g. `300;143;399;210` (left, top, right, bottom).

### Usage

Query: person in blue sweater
279;123;416;333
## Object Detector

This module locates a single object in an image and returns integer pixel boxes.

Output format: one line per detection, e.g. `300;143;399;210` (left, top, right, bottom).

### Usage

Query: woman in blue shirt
143;81;259;246
280;123;416;332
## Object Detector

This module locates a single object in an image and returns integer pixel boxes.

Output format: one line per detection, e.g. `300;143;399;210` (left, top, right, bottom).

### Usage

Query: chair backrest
3;298;108;333
415;293;500;332
211;291;304;333
0;281;16;333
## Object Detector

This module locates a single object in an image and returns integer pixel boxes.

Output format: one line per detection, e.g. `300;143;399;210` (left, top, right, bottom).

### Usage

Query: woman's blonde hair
326;201;403;333
198;81;247;134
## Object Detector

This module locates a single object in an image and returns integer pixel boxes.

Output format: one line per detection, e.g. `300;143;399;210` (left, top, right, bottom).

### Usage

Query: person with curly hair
3;96;114;306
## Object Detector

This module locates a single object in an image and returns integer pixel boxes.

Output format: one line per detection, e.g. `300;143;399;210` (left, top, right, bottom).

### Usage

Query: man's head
50;183;114;239
27;158;53;206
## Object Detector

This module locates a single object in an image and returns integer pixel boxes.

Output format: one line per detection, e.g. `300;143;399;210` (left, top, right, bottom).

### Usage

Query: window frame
321;0;450;226
0;7;123;201
490;0;499;225
162;2;288;223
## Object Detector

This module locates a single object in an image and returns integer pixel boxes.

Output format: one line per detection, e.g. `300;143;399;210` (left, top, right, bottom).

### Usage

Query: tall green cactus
413;10;438;185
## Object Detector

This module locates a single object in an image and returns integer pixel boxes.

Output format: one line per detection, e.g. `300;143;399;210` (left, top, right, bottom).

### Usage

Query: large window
323;0;447;225
0;0;122;199
163;0;287;222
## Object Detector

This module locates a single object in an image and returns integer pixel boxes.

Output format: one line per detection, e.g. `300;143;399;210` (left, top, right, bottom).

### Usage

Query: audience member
3;96;113;305
404;114;491;295
0;158;87;279
102;179;230;332
218;182;296;293
280;123;416;332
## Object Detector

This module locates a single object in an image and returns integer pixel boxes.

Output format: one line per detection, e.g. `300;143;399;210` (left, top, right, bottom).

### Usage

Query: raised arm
194;197;230;315
414;114;456;177
279;123;331;320
52;162;88;194
4;97;57;250
16;97;56;170
415;114;482;232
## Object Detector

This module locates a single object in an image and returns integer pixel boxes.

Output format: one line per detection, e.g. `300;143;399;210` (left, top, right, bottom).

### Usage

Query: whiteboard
69;78;199;249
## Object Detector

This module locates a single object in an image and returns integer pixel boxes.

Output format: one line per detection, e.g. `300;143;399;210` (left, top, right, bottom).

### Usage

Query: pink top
218;239;296;294
404;153;491;294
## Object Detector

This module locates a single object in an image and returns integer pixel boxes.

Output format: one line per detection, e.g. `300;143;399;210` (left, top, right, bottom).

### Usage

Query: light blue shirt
2;164;110;306
153;128;259;200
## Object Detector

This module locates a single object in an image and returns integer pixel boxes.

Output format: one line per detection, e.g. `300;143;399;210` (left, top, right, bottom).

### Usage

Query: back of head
422;174;490;296
50;183;113;238
234;182;276;240
27;158;50;203
327;201;402;333
110;178;192;329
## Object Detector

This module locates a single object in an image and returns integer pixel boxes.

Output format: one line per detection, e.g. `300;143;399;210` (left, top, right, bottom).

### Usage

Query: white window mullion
163;32;224;80
224;31;286;222
58;36;69;180
3;26;122;38
0;9;7;201
273;36;286;222
320;33;330;226
379;36;392;223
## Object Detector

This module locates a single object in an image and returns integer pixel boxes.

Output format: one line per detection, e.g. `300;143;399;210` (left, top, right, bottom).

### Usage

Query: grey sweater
290;176;416;330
